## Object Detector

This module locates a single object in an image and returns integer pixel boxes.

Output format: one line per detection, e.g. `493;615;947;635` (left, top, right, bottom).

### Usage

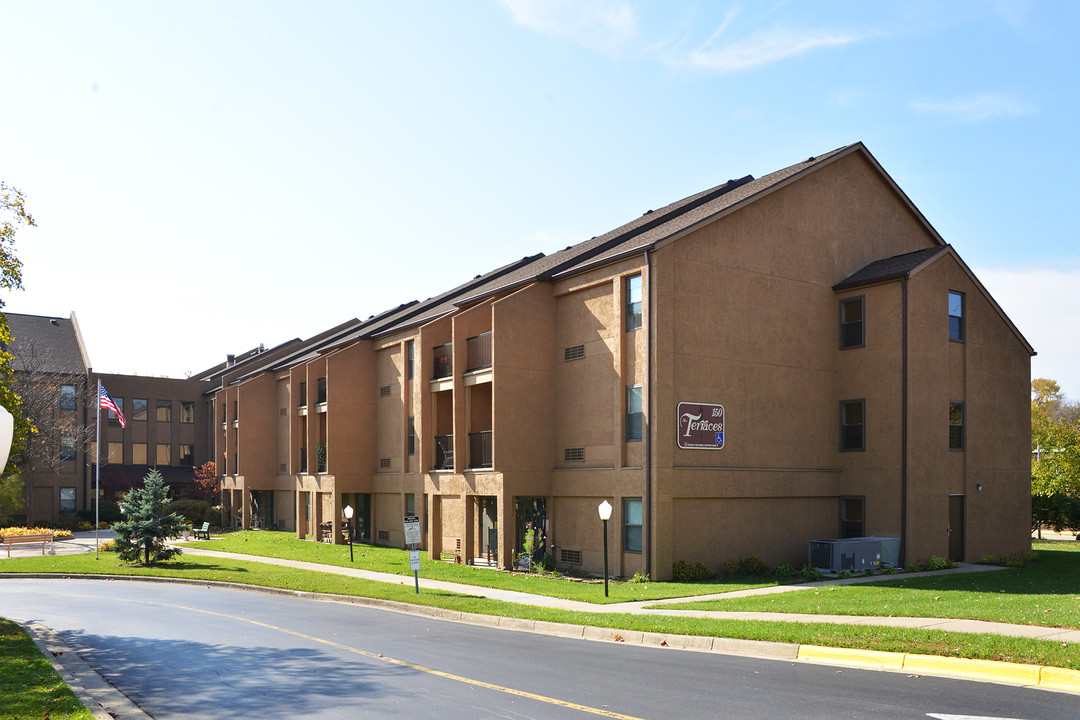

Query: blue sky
1;1;1077;396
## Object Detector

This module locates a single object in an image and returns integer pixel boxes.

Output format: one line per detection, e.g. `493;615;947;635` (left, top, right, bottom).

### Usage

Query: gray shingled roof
5;312;90;375
832;246;950;291
230;141;943;377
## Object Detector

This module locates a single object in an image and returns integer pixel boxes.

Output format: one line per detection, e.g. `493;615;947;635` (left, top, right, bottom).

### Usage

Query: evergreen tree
113;469;187;564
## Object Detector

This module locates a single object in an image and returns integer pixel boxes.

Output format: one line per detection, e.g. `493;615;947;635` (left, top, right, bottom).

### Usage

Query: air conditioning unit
808;537;885;574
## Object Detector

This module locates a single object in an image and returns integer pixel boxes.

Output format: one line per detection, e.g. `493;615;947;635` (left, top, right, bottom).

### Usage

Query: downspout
900;277;909;567
644;250;653;578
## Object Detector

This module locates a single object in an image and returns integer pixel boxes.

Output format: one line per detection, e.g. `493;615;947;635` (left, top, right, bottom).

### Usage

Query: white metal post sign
677;401;725;449
404;516;422;546
404;515;422;593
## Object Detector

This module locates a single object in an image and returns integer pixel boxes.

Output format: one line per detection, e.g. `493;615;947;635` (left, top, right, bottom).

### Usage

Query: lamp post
343;504;354;562
598;499;612;597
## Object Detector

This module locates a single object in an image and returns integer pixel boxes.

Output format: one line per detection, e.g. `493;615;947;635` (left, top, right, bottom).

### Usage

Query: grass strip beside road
3;551;1080;671
195;531;790;603
666;541;1080;629
0;618;93;720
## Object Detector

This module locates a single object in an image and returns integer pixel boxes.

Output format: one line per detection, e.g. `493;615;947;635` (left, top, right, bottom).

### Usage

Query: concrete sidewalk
173;542;1080;644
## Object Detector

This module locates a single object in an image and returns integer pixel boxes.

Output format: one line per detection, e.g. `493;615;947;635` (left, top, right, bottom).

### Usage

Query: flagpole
95;378;101;560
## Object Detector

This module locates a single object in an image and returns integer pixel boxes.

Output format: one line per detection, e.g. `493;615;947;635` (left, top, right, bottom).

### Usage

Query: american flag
99;385;126;428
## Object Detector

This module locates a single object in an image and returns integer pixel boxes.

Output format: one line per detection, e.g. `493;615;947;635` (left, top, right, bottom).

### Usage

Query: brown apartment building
4;313;214;524
211;143;1033;579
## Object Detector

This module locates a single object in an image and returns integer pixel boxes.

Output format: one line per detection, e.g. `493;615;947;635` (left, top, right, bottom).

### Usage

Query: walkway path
11;531;1080;644
165;541;1080;644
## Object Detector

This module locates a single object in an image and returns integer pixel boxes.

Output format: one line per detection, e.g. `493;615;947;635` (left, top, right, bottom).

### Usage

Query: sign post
404;515;422;594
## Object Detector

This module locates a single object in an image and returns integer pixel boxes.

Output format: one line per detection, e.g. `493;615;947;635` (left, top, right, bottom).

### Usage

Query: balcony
316;444;327;473
468;431;492;469
432;344;453;380
316;377;327;405
466;333;492;372
433;434;453;470
299;449;308;474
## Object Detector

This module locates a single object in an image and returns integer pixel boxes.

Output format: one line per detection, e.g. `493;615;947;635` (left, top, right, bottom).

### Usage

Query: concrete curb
4;572;1079;704
798;645;1080;693
17;619;152;720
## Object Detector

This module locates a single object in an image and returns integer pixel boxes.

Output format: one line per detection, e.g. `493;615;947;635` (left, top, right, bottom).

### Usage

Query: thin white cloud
909;92;1035;122
685;25;859;72
500;0;638;52
977;266;1080;400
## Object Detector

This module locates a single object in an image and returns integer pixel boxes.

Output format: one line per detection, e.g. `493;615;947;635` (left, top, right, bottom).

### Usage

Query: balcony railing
316;378;327;404
316;444;327;473
466;333;492;372
432;344;453;380
469;431;492;468
433;434;453;470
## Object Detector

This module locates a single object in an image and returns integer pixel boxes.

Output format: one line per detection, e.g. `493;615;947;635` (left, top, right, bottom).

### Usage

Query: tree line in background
1031;378;1080;535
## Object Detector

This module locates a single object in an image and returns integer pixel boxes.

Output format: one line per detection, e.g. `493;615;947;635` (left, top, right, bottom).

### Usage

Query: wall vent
379;385;391;397
564;447;585;462
377;530;390;543
564;344;585;361
279;463;287;473
279;408;287;416
379;457;391;469
560;548;582;564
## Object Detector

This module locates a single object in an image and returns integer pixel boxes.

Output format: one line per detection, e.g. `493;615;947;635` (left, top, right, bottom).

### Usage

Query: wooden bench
2;533;54;557
193;522;211;540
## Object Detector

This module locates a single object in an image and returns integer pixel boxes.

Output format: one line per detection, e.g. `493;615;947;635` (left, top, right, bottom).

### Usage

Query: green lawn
2;551;1079;672
194;531;789;603
662;541;1080;628
0;618;93;720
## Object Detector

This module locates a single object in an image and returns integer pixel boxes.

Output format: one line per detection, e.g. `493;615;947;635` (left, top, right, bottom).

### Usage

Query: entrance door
480;497;497;561
948;494;965;562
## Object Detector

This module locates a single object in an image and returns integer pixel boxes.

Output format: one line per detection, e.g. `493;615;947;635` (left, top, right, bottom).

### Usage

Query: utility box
808;537;884;574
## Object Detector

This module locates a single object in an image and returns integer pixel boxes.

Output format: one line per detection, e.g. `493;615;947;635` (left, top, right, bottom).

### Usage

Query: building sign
677;402;725;449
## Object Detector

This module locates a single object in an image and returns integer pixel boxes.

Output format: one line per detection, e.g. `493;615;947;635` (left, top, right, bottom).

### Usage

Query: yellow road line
72;592;646;720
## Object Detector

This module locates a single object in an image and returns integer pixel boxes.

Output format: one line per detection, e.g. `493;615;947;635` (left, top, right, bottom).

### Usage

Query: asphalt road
1;578;1075;720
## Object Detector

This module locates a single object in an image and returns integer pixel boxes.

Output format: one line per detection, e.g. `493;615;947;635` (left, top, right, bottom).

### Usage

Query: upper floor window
132;443;147;465
317;377;327;404
60;436;76;462
840;399;865;451
156;400;172;422
157;443;171;466
407;340;415;380
949;402;964;450
408;416;415;456
179;444;194;466
132;398;148;422
626;275;643;331
60;384;77;410
949;291;964;342
180;401;195;423
839;296;864;349
108;397;124;423
626;385;643;441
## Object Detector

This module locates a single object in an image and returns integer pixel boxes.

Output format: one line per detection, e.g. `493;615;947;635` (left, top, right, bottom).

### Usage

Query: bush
773;564;795;578
672;561;714;581
628;571;650;584
168;500;211;527
739;555;768;576
205;505;225;527
800;564;822;581
722;559;739;576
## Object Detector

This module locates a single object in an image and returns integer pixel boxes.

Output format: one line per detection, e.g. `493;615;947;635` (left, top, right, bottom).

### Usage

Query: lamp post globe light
598;499;612;597
343;504;354;562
